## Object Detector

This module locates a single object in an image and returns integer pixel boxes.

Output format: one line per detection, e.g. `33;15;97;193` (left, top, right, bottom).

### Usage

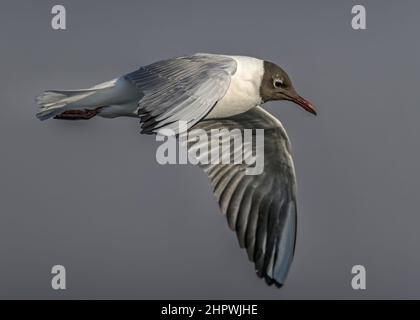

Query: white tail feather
36;78;142;120
36;90;97;120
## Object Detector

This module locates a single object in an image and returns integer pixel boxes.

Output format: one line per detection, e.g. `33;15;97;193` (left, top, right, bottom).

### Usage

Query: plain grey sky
0;0;420;299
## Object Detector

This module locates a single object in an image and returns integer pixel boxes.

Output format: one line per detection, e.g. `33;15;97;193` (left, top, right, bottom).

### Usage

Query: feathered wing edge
186;107;298;287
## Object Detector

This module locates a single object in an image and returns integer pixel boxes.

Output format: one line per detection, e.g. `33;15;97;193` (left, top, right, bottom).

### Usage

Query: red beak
290;95;317;115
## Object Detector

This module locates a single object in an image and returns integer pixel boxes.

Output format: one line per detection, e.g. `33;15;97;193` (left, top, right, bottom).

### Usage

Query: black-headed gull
36;53;316;287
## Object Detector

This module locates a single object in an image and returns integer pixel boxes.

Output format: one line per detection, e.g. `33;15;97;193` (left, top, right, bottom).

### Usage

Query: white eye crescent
273;79;285;88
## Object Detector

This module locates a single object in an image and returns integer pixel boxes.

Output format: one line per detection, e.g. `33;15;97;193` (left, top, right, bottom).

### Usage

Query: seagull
36;53;316;287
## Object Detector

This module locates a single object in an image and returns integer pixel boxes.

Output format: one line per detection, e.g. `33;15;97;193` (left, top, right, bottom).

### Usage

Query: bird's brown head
260;61;316;115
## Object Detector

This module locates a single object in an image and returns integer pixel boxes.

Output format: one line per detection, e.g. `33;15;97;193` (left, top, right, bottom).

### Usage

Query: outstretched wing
186;107;298;287
125;54;237;134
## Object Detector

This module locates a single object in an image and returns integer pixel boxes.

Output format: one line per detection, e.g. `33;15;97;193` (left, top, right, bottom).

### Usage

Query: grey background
0;0;419;299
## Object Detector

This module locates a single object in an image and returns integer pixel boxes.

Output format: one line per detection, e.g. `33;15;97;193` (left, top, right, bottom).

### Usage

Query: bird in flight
36;53;316;287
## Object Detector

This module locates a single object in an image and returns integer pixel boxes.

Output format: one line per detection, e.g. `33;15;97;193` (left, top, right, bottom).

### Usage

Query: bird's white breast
205;55;264;119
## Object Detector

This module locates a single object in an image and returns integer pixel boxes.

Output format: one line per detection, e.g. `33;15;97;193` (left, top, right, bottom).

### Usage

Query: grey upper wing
125;54;237;134
186;107;298;287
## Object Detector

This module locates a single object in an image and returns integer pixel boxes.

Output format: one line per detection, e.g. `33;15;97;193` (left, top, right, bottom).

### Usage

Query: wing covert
125;54;237;134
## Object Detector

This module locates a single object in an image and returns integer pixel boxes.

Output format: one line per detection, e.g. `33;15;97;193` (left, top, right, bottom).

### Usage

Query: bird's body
89;78;141;118
36;53;316;287
37;54;271;124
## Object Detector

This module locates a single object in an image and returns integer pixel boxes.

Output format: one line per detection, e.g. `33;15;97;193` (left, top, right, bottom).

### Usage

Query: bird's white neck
206;55;264;119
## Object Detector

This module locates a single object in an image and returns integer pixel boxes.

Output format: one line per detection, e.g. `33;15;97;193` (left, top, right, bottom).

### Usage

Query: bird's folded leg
54;107;103;120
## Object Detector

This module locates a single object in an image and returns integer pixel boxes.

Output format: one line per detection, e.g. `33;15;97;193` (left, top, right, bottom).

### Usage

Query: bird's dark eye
274;79;285;88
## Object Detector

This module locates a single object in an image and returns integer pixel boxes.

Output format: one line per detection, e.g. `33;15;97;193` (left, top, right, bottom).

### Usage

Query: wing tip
256;270;284;288
267;277;284;289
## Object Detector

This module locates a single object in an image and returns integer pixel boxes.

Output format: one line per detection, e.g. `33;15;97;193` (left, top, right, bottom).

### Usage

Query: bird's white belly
205;55;264;119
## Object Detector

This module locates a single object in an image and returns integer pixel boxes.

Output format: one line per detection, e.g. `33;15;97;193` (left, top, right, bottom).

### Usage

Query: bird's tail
36;90;99;120
35;79;121;121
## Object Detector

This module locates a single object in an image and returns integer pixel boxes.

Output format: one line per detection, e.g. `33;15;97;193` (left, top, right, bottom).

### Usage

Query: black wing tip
256;271;284;288
264;276;284;289
140;127;155;135
138;111;158;135
138;111;181;135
